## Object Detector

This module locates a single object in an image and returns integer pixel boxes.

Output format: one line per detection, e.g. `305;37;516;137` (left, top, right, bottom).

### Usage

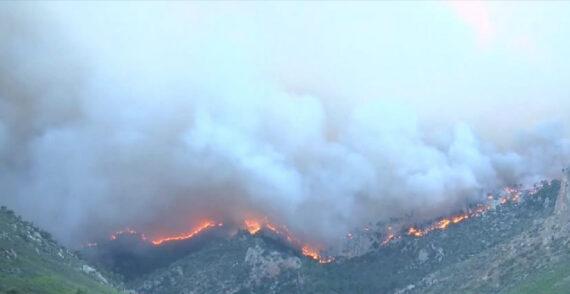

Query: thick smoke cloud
1;3;569;246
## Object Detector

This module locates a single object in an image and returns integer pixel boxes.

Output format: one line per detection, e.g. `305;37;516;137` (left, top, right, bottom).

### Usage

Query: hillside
3;175;570;294
0;207;123;294
106;178;569;294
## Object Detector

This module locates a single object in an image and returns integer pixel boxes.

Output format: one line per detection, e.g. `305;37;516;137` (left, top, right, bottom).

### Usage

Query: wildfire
93;181;550;266
244;219;262;235
452;215;468;223
151;221;220;246
407;227;423;237
243;218;333;263
361;184;546;248
301;245;333;264
243;218;295;242
265;223;280;234
101;218;333;263
401;185;538;241
381;232;399;245
301;245;319;259
110;228;145;241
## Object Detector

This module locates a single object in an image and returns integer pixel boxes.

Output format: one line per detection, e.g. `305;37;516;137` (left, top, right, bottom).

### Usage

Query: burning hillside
98;218;332;264
376;182;549;246
92;182;549;267
151;221;222;246
240;218;333;263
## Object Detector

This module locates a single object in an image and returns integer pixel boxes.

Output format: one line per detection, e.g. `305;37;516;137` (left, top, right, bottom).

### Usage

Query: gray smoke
1;3;569;247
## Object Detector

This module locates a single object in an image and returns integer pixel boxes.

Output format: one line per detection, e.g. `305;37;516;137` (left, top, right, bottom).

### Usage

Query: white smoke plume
1;2;569;246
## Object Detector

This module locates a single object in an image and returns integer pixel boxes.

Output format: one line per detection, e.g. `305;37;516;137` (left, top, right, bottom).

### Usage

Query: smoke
1;2;569;246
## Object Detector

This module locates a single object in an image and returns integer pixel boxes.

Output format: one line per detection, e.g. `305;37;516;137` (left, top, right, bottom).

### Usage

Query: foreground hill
0;207;122;294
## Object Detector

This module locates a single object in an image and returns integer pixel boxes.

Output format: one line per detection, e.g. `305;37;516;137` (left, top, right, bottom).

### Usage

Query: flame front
244;219;262;235
151;221;219;246
400;185;538;241
104;218;333;263
95;183;547;264
243;218;333;263
301;245;334;264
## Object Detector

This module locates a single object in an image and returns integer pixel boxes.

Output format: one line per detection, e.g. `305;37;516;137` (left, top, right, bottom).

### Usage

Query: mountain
0;207;123;294
122;178;569;294
3;171;570;294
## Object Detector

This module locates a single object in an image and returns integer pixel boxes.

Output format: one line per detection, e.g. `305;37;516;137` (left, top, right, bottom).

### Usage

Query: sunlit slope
0;207;121;294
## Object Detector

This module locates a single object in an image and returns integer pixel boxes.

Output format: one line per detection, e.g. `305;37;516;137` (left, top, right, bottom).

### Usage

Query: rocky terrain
120;178;566;294
0;206;123;294
2;171;570;294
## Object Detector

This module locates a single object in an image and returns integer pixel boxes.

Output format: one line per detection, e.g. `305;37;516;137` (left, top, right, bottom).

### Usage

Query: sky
0;2;569;246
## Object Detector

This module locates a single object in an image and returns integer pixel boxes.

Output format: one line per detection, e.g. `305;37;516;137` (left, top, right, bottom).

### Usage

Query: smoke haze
1;2;569;246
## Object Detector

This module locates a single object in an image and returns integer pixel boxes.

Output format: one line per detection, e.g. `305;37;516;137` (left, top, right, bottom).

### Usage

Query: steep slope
0;207;123;294
506;263;570;294
400;169;570;294
81;228;229;281
132;232;308;294
129;180;565;294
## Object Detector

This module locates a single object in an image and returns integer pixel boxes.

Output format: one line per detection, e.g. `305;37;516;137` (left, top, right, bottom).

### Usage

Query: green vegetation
506;264;570;294
0;207;121;294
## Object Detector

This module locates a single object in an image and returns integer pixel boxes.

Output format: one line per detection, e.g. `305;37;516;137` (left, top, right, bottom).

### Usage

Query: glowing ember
435;219;450;230
110;228;145;241
399;185;538;241
380;226;401;245
244;219;262;235
405;204;489;239
301;245;318;259
103;217;332;263
242;218;333;263
381;232;398;245
407;227;423;237
265;223;279;234
98;183;547;266
452;215;468;224
151;221;219;246
302;245;334;264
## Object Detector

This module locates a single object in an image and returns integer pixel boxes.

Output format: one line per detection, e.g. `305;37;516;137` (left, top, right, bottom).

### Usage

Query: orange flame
244;219;262;235
301;245;319;259
407;227;423;237
302;245;334;264
151;221;219;246
401;186;531;240
99;184;545;265
265;223;279;234
98;183;547;266
243;218;333;263
106;218;332;262
381;232;398;246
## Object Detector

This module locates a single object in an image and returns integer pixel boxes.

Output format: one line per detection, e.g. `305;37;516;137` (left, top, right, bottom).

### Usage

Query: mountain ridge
117;178;565;294
2;173;569;293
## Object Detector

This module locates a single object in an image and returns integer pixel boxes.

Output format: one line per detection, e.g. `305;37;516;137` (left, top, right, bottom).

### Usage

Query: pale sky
44;1;570;145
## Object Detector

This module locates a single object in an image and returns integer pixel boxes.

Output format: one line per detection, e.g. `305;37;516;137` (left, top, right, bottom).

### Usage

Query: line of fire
87;181;548;265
